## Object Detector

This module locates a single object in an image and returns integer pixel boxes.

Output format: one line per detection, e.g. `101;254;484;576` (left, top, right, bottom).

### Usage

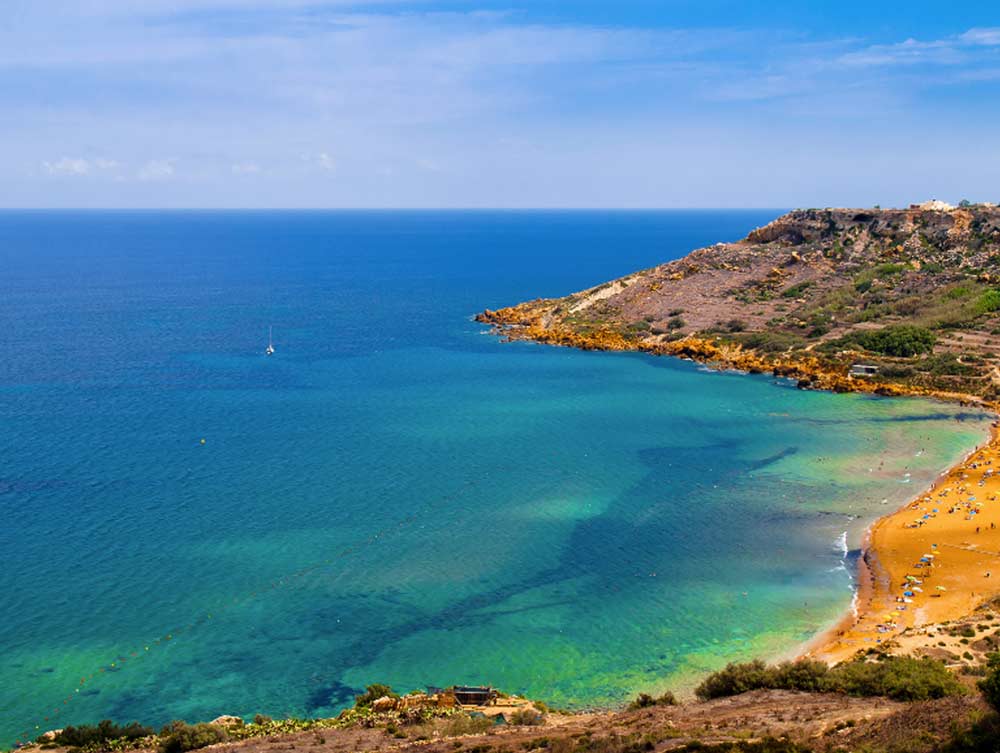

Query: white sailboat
266;326;275;356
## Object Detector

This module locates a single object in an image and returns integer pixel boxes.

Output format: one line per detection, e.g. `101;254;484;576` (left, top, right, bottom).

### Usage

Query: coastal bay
0;211;992;746
476;204;1000;676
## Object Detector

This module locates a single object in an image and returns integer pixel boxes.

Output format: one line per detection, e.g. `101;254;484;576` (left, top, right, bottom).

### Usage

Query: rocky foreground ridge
478;202;1000;402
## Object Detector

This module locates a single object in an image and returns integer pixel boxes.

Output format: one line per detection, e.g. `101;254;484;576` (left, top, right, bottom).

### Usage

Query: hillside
478;202;1000;401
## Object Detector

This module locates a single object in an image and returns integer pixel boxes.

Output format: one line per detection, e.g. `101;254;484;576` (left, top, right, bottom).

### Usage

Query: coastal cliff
478;202;1000;404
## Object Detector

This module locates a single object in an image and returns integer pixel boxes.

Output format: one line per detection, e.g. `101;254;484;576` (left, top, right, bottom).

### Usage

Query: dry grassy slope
32;692;992;753
479;205;1000;399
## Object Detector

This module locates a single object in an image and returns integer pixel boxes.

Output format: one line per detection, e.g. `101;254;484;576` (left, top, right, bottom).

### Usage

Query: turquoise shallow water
0;211;992;744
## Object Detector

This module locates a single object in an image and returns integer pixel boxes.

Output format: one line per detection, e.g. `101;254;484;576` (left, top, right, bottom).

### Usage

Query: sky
3;0;1000;208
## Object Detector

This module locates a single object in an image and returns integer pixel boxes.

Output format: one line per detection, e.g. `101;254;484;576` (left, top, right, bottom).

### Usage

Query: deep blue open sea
0;211;992;744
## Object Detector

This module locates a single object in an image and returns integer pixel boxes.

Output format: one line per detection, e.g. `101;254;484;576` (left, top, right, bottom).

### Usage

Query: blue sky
3;0;1000;208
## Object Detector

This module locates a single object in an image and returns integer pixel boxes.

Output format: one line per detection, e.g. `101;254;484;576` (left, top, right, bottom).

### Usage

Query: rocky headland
477;202;1000;404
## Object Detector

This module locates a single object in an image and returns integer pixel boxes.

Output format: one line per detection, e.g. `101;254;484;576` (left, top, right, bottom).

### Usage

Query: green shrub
667;316;686;330
695;656;962;702
826;656;963;701
508;709;546;726
694;659;774;700
944;284;975;300
50;721;154;750
158;723;228;753
879;364;915;378
975;289;1000;315
354;683;398;708
628;693;657;709
770;660;830;692
920;353;977;376
874;262;906;277
979;653;1000;711
443;714;493;736
780;281;813;299
836;325;936;357
627;691;677;710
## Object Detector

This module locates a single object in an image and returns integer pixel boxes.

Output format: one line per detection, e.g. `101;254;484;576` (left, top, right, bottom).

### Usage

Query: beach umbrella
935;586;947;591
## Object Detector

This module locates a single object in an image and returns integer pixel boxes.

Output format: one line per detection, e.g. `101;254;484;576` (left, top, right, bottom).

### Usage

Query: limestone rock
372;695;398;712
211;715;245;727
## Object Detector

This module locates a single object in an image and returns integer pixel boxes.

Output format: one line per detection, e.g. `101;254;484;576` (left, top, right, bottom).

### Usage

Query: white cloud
137;159;175;181
42;157;91;175
315;152;336;171
41;156;120;175
961;28;1000;46
837;27;1000;68
5;8;1000;207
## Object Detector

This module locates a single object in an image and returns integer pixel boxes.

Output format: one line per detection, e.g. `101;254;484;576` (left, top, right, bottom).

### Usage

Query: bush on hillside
694;659;774;700
828;655;963;701
628;691;677;710
733;332;805;354
694;656;962;702
979;652;1000;712
49;721;154;750
442;713;492;736
780;282;813;299
671;739;811;753
508;708;546;725
975;289;1000;315
354;683;398;708
831;324;936;357
158;723;228;753
920;353;977;376
770;660;830;692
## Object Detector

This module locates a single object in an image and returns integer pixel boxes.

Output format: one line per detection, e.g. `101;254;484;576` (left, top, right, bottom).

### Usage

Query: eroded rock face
211;715;245;727
371;696;398;712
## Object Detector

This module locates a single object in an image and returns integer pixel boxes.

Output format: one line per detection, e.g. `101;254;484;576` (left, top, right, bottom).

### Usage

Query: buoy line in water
8;465;530;747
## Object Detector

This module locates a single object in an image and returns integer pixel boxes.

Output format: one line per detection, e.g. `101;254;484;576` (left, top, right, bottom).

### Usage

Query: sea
0;210;992;744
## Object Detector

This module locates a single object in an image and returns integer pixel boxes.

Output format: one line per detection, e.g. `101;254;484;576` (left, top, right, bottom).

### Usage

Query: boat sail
266;326;275;356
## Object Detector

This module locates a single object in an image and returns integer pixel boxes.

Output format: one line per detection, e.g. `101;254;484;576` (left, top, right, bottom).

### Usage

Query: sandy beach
807;418;1000;663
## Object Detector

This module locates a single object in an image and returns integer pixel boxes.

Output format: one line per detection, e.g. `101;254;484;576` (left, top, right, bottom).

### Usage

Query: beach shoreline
801;419;1000;663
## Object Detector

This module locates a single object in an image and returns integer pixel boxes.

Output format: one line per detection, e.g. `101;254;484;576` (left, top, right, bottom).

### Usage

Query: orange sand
807;422;1000;663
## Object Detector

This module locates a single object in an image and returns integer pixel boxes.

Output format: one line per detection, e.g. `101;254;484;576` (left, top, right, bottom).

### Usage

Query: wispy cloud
4;5;1000;207
314;152;336;171
837;27;1000;68
42;157;120;176
961;28;1000;46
